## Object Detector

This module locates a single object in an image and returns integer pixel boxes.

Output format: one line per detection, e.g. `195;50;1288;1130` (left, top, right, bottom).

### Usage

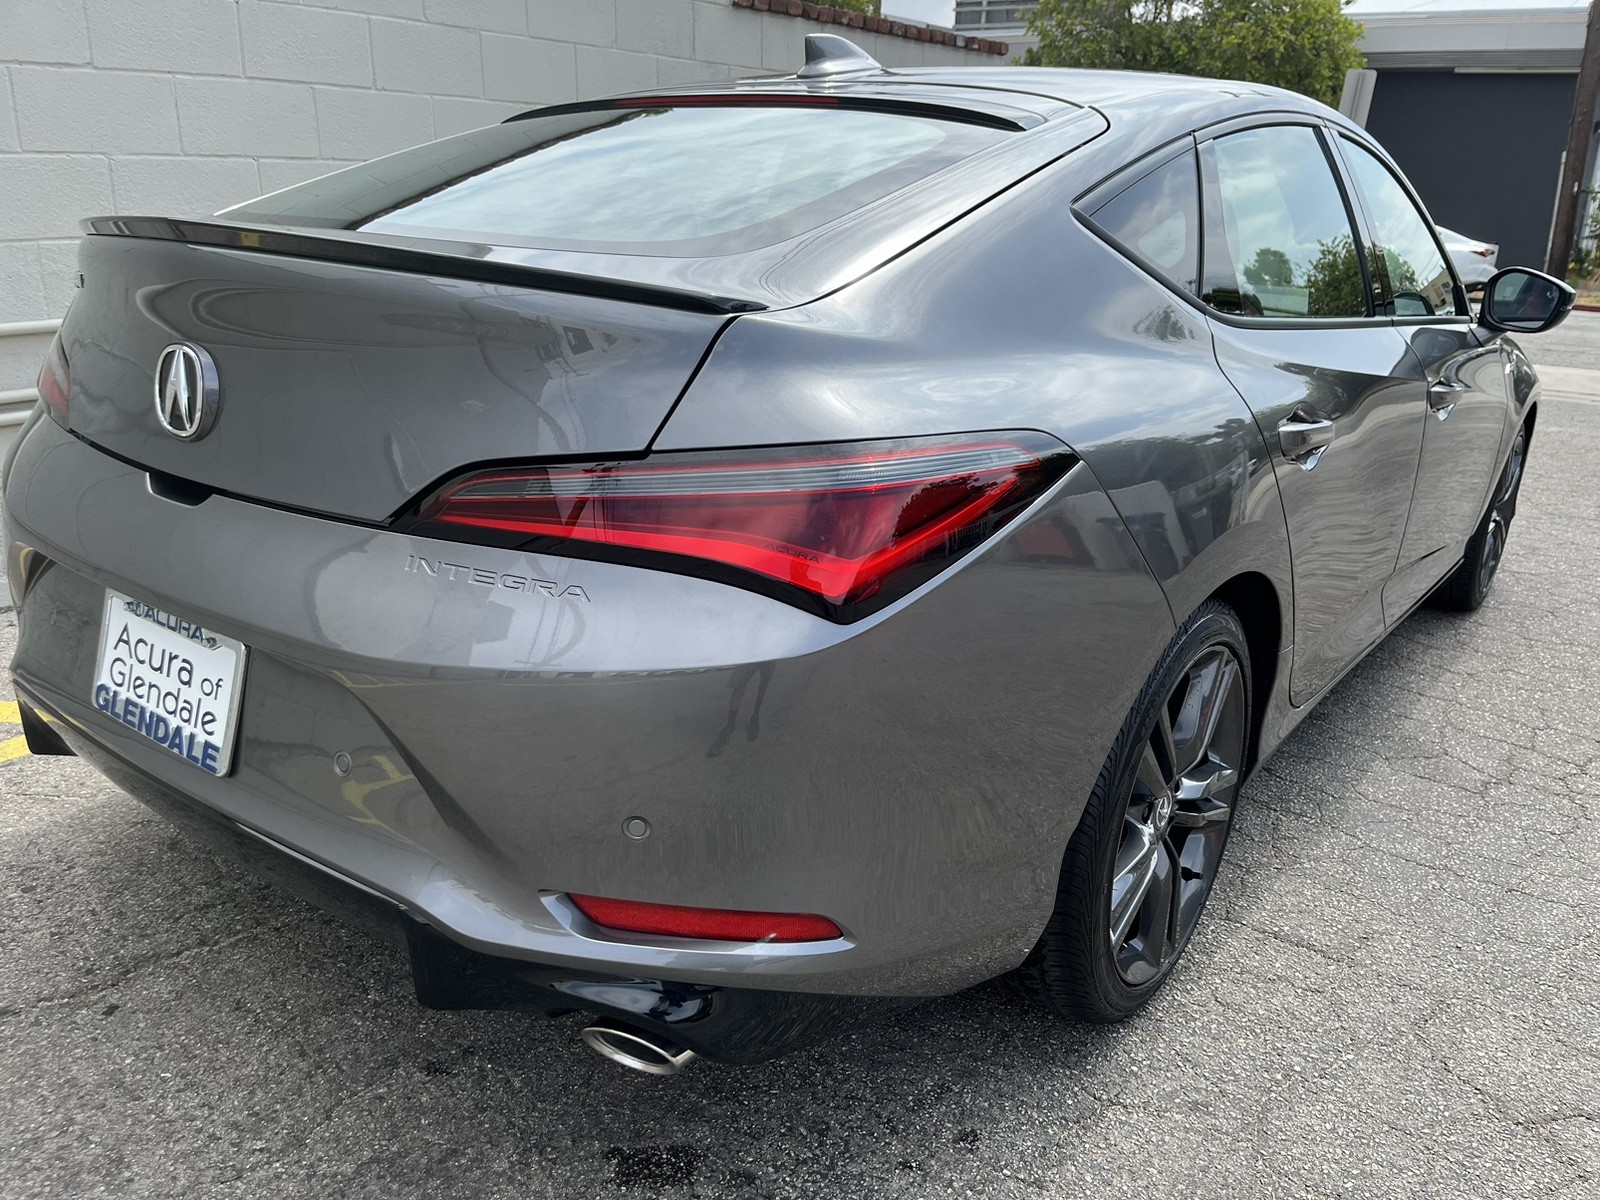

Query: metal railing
0;318;61;429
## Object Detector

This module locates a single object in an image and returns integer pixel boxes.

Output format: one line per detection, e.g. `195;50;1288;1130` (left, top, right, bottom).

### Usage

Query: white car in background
1439;226;1499;289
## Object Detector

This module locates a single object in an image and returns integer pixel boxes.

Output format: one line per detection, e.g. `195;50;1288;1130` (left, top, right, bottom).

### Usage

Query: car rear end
3;83;1137;1063
1439;226;1499;289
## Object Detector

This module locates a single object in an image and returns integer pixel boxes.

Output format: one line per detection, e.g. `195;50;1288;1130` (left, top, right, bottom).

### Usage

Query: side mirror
1479;267;1575;334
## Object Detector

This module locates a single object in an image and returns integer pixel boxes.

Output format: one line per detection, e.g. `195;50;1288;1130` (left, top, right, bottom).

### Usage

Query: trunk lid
62;233;726;522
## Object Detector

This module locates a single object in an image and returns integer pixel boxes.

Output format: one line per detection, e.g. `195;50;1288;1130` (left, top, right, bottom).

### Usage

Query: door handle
1278;408;1335;470
1428;379;1464;420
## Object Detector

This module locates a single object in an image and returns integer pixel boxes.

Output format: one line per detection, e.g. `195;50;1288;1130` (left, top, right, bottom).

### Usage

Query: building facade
952;0;1039;54
1351;0;1592;274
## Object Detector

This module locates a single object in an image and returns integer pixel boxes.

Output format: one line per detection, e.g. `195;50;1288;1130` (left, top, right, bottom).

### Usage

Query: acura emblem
153;343;219;440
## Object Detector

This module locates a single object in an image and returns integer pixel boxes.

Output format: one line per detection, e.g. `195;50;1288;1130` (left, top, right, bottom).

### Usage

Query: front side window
1339;138;1462;318
1204;125;1368;319
1086;151;1201;295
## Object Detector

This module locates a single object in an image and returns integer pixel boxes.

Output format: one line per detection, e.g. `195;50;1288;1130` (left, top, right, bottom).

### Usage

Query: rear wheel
1432;424;1527;612
1016;599;1251;1022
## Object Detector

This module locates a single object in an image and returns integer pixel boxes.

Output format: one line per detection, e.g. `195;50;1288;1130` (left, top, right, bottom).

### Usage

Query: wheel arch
1208;571;1283;775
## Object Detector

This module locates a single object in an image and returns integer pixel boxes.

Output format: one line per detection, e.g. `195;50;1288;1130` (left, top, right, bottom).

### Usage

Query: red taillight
408;433;1072;620
36;334;69;427
568;894;842;943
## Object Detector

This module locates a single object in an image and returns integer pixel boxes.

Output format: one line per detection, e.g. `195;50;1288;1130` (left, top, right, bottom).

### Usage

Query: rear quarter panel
657;149;1294;763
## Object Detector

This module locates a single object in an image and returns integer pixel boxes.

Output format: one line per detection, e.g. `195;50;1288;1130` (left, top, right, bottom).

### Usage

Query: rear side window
1338;137;1463;318
224;105;1008;257
1086;152;1201;295
1203;125;1368;319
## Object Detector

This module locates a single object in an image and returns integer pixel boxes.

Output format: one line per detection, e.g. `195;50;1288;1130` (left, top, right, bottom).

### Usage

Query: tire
1015;598;1251;1023
1432;424;1528;613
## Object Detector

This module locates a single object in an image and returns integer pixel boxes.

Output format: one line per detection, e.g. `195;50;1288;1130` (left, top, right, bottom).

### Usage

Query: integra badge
403;555;590;602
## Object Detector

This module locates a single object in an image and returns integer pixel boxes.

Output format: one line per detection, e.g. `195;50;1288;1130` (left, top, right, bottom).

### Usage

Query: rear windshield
223;104;1008;257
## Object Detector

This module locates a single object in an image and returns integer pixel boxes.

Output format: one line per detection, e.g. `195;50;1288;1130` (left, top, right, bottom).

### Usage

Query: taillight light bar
403;433;1074;621
568;894;842;943
37;333;70;427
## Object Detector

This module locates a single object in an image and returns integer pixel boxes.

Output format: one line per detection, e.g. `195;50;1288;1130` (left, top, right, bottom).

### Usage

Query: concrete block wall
0;0;1003;396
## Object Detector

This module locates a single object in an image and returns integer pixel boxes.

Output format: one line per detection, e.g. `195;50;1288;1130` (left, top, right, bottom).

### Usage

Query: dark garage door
1364;70;1577;271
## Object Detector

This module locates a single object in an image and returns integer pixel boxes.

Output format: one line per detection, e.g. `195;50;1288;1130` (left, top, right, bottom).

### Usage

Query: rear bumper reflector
568;894;843;943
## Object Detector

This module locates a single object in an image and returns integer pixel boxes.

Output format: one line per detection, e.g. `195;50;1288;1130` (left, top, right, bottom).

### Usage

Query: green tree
1567;203;1600;282
1242;247;1294;289
829;0;883;15
1302;235;1367;317
1021;0;1365;108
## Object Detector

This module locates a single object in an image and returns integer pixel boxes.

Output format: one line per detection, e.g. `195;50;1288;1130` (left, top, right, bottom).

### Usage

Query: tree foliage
1021;0;1365;108
1301;235;1367;317
829;0;882;15
1242;247;1293;289
1567;204;1600;282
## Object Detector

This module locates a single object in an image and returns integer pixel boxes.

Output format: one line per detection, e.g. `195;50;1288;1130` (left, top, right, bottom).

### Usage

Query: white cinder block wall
0;0;1005;400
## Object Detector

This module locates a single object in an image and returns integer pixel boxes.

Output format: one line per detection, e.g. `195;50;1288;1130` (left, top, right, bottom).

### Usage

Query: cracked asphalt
2;322;1597;1199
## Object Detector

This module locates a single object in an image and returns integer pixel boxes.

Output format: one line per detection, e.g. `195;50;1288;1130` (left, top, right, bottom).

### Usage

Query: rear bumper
18;693;901;1066
4;417;1173;999
1453;257;1496;288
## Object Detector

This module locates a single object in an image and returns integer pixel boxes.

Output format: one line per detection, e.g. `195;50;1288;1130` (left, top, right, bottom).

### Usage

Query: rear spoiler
509;92;1045;132
80;216;768;317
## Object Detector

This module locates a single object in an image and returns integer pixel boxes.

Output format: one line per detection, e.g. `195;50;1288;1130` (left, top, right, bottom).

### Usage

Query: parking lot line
0;700;28;764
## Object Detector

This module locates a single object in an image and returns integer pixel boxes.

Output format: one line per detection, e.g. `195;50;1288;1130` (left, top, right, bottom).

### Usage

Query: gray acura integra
4;37;1572;1073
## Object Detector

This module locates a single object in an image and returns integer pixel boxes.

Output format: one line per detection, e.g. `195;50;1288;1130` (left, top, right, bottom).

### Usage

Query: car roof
614;64;1342;136
596;63;1363;180
880;66;1326;117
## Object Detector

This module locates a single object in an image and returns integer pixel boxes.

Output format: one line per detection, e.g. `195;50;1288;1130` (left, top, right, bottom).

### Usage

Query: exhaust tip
581;1023;697;1076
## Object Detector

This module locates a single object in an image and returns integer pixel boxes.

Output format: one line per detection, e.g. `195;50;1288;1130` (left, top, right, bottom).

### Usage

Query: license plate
91;591;248;776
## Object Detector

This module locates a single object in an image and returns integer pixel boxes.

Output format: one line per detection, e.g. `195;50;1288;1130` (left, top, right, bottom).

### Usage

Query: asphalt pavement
2;321;1597;1199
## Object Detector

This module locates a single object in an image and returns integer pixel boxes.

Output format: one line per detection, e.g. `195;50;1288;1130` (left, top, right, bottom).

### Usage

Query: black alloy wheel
1434;424;1528;612
1017;599;1251;1022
